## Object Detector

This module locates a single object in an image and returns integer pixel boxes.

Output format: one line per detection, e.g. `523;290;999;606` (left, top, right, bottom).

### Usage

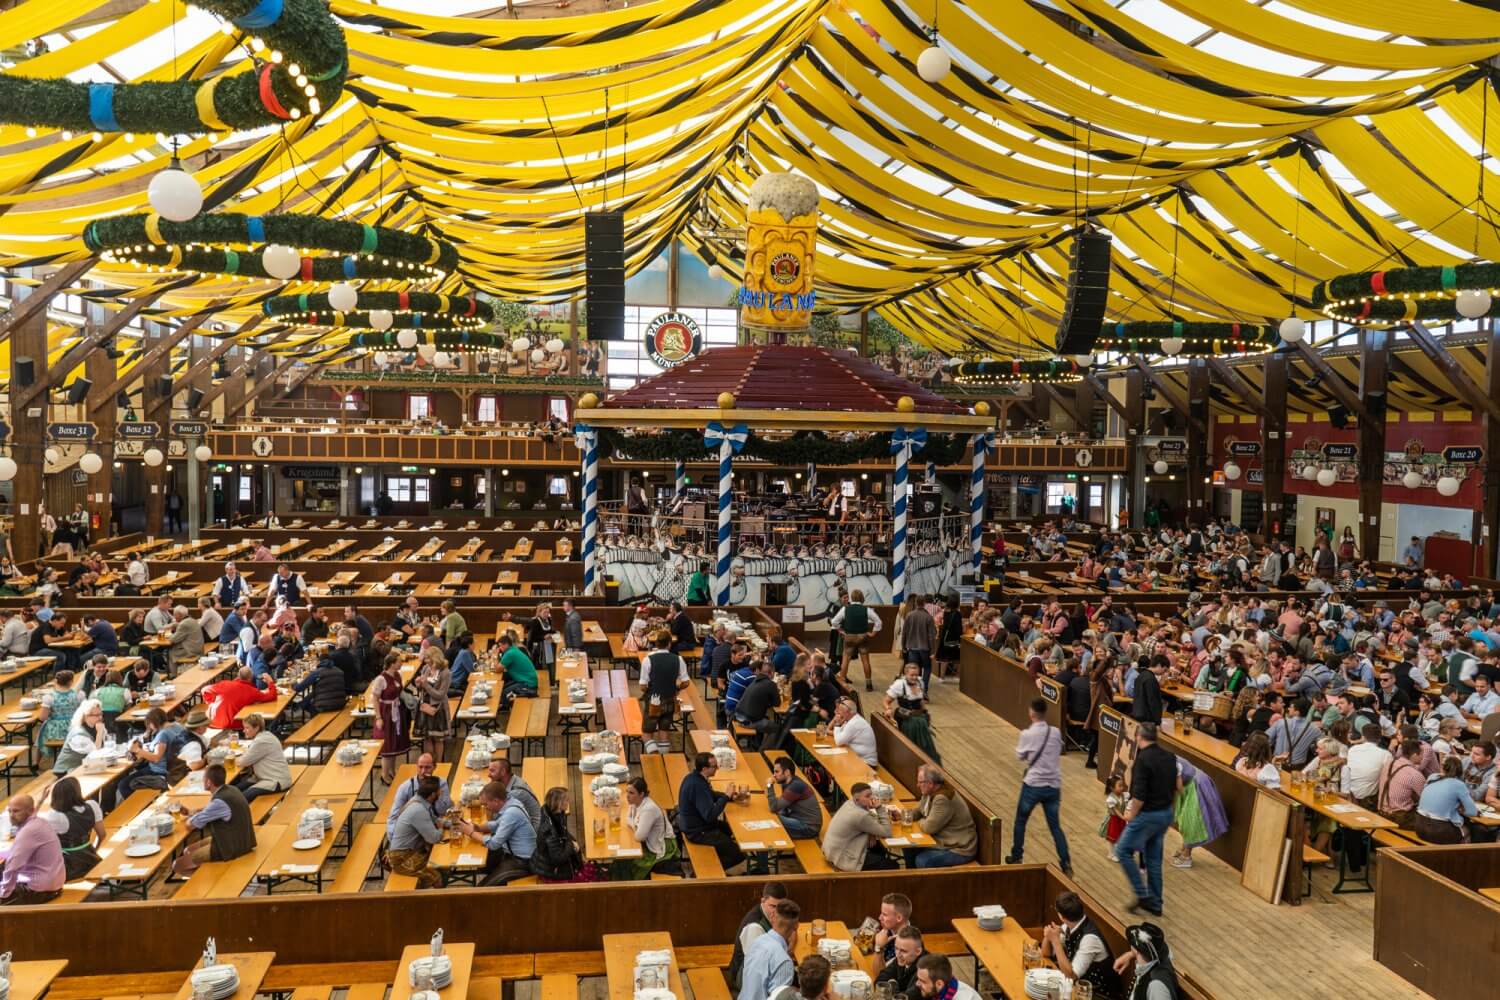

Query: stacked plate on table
1;974;9;1000
1023;968;1066;1000
189;963;240;1000
408;954;453;989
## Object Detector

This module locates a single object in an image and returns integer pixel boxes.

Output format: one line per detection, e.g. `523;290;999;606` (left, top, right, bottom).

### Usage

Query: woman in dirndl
1169;757;1229;869
370;652;411;781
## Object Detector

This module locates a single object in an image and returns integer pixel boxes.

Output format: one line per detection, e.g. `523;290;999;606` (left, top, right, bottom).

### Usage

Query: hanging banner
47;422;96;441
118;422;159;439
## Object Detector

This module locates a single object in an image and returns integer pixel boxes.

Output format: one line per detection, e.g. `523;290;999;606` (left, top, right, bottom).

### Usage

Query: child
1103;775;1128;849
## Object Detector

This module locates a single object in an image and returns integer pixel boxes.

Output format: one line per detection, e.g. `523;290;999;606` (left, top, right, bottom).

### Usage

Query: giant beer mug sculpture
740;172;818;331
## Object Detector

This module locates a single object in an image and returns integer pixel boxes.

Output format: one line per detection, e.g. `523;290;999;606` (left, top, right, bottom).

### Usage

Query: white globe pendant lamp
707;264;724;281
371;351;388;367
194;444;213;463
1279;317;1305;344
143;447;165;468
1402;469;1423;490
432;351;451;368
417;342;437;361
1455;289;1492;319
1437;475;1461;497
0;456;16;482
262;244;300;280
78;452;103;475
1301;464;1320;480
327;282;358;313
1223;462;1241;481
1316;467;1337;487
44;447;59;464
147;160;203;222
1159;337;1185;356
545;338;565;354
396;329;418;350
1152;460;1169;475
369;309;394;332
917;42;951;83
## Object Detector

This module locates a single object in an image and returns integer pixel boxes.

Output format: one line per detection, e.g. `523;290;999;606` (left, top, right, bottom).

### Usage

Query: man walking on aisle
1006;698;1072;877
1114;723;1179;917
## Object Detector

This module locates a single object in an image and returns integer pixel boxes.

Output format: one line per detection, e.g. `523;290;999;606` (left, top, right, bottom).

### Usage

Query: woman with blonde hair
52;698;108;774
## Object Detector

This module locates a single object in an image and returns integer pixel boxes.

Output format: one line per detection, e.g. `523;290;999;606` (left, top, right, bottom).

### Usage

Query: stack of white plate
408;955;453;989
1023;968;1066;1000
190;964;240;1000
1;974;10;1000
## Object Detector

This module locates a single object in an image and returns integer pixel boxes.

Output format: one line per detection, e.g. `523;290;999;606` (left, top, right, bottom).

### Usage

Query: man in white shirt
239;610;267;664
1040;891;1120;999
125;557;148;589
143;595;175;635
197;597;224;647
832;698;877;766
830;590;883;692
1345;724;1394;807
0;609;31;656
1462;675;1499;718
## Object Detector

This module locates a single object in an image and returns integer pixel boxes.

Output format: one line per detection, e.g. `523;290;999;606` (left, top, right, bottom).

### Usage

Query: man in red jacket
202;666;279;730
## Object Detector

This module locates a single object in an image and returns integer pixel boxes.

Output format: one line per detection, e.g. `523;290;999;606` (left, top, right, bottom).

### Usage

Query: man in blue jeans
1007;698;1072;878
1115;722;1178;917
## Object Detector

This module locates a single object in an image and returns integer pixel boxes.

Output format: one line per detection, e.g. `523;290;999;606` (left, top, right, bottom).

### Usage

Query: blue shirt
724;665;755;715
1462;690;1499;717
737;928;794;1000
385;775;453;837
770;641;796;677
87;620;119;655
1417;776;1478;825
188;795;231;829
219;612;245;647
450;649;476;691
485;799;536;860
247;646;276;689
1122;665;1138;698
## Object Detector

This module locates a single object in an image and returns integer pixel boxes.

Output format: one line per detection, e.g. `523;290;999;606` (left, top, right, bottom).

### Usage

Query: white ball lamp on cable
0;456;15;482
1455;289;1492;319
143;448;165;468
262;244;300;280
396;329;418;350
371;351;387;367
1279;317;1305;344
369;309;394;332
1152;460;1169;475
327;282;358;313
78;452;103;475
147;161;203;222
194;444;213;463
44;447;59;465
1159;337;1185;357
1316;467;1337;488
432;351;451;368
1402;469;1423;490
1223;462;1241;481
917;40;951;83
707;264;725;282
1301;463;1320;480
1437;475;1461;497
545;338;565;354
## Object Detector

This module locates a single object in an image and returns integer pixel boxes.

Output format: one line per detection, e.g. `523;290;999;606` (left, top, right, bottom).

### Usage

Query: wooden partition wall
1373;845;1500;1000
869;713;1004;865
0;866;1214;998
957;639;1064;733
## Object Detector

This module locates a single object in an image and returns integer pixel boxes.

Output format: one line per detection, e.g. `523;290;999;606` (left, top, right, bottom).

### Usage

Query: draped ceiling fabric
3;0;1500;387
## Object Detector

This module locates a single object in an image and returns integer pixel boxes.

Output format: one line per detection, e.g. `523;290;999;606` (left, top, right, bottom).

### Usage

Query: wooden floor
899;652;1429;1000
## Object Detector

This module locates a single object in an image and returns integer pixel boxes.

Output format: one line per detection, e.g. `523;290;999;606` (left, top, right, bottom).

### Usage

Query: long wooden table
577;763;643;865
7;959;69;1000
952;916;1042;1000
789;729;935;851
391;941;475;1000
169;952;275;1000
257;792;357;893
603;932;678;1000
120;659;233;724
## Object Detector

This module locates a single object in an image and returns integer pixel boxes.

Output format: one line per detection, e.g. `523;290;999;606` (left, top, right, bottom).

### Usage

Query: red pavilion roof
600;345;966;415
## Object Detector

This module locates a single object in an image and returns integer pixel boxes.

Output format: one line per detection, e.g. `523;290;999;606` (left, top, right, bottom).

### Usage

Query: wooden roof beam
0;260;95;344
1290;341;1369;423
1204;357;1270;421
1405;320;1500;423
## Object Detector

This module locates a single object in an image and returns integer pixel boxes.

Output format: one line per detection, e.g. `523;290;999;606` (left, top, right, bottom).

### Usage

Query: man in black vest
641;632;690;753
212;561;247;609
1041;891;1123;999
173;764;256;876
265;563;308;610
727;881;787;991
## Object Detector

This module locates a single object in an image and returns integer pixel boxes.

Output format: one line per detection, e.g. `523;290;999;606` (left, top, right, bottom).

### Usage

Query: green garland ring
954;359;1085;385
0;0;347;136
349;331;503;351
1095;321;1277;357
1311;263;1500;327
83;211;458;282
264;290;493;331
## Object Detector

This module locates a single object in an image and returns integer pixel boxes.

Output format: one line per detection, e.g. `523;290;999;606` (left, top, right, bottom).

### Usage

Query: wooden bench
288;986;332;1000
685;968;733;1000
507;699;541;756
466;978;501;1000
345;984;390;1000
374;764;419;825
176;824;288;900
539;973;579;1000
535;954;607;977
676;946;734;968
384;870;418;892
328;824;387;894
682;839;727;880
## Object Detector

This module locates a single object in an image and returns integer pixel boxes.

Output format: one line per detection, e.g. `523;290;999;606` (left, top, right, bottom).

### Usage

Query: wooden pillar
142;321;172;536
858;313;869;357
1262;354;1288;543
221;347;247;418
1483;321;1500;577
8;270;48;561
1186;359;1210;523
84;304;117;540
1124;371;1144;527
1358;328;1390;561
1074;378;1098;439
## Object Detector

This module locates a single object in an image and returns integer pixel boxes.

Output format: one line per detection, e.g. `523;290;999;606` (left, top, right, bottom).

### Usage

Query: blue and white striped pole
971;430;996;583
806;461;816;496
674;459;687;499
704;422;748;606
925;460;937;485
574;423;599;595
890;427;926;605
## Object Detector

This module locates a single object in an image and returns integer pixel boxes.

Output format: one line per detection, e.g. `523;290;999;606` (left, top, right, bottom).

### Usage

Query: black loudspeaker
1329;406;1348;430
584;210;625;341
185;387;205;412
116;391;131;408
213;359;229;380
914;487;941;519
65;377;91;405
156;375;173;399
14;357;34;386
1160;410;1178;433
1054;228;1112;355
1367;392;1387;422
